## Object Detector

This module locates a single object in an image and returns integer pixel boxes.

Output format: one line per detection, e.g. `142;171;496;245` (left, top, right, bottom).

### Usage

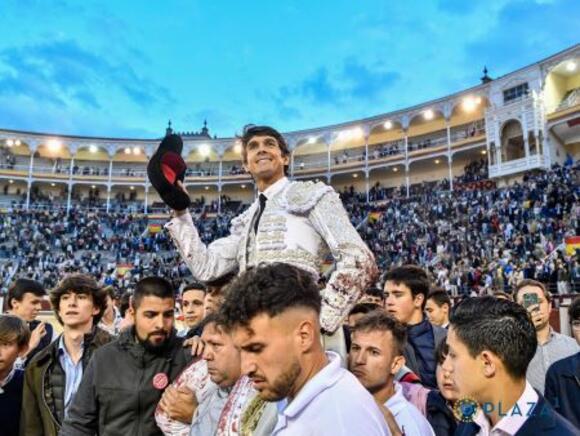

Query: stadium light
393;167;398;172
199;144;211;157
423;109;434;120
130;186;135;190
233;143;242;154
50;183;56;187
462;96;478;112
352;127;364;138
352;173;358;178
384;120;393;130
132;147;141;155
434;159;440;164
6;139;14;147
91;185;96;189
308;137;316;144
241;184;246;189
481;150;487;155
9;179;14;184
48;139;62;152
566;61;576;72
124;147;131;155
89;145;98;153
204;186;210;190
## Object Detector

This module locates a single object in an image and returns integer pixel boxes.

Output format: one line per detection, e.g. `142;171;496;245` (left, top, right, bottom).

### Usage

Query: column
521;111;530;160
448;155;454;191
364;134;369;170
365;171;370;204
404;131;410;198
218;184;222;215
25;152;35;210
106;187;111;213
405;164;410;198
66;182;72;213
446;119;453;191
108;159;113;182
290;150;295;178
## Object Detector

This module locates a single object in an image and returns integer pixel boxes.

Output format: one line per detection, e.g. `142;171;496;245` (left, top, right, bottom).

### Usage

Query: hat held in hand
147;134;191;211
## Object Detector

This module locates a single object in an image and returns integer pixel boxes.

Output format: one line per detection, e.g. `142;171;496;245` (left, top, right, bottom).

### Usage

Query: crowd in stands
359;163;579;295
1;161;578;299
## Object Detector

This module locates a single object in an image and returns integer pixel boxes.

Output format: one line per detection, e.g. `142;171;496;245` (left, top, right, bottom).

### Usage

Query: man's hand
527;304;543;328
173;181;189;216
158;386;198;424
27;322;47;355
183;335;205;358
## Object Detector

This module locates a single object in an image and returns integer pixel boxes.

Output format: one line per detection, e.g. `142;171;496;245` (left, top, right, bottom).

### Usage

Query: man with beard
220;263;390;435
60;277;190;436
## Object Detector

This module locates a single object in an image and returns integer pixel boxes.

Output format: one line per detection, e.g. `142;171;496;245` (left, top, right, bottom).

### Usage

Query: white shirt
272;352;390;436
385;382;435;436
473;381;539;436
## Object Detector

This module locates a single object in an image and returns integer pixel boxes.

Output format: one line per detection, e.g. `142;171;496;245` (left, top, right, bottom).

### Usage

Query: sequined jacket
166;177;378;332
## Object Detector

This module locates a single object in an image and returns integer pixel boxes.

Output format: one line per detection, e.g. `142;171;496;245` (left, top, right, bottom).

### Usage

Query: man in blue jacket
544;295;580;429
447;297;577;436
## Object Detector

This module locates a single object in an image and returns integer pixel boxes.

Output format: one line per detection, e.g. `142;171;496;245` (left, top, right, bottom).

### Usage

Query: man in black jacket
384;265;446;388
60;276;190;436
544;295;580;429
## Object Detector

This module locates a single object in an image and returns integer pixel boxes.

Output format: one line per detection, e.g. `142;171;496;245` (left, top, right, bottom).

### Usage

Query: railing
488;155;546;178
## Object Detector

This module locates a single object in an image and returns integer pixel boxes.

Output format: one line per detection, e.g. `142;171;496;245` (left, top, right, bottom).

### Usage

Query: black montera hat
147;134;191;211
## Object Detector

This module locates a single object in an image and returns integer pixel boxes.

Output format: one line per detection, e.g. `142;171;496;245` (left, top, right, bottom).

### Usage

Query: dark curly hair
220;263;321;328
450;297;537;379
50;274;108;326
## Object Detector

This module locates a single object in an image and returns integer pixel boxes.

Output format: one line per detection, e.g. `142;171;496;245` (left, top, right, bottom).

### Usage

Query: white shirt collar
473;381;539;435
260;177;289;199
385;381;407;416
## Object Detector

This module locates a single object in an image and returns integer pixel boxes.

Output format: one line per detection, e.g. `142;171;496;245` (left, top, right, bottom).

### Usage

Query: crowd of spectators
0;161;578;301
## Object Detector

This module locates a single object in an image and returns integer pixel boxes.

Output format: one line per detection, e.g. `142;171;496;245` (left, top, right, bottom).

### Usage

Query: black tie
254;194;267;233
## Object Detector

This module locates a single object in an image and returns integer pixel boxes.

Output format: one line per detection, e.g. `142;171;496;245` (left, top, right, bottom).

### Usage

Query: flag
116;263;133;277
565;236;580;256
148;223;162;234
368;211;382;223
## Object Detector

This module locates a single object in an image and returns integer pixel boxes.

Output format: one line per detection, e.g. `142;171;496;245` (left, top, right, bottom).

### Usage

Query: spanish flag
148;223;162;234
116;263;133;277
565;236;580;256
368;211;382;223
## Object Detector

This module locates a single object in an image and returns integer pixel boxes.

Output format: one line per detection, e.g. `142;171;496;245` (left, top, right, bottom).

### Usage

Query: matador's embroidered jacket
165;177;378;332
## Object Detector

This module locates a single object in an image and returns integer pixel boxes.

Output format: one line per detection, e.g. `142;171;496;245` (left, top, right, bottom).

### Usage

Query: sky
0;0;578;139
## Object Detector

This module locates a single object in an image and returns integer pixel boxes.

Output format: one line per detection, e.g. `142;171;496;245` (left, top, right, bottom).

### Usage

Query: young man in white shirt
446;297;576;436
220;263;390;436
349;310;435;436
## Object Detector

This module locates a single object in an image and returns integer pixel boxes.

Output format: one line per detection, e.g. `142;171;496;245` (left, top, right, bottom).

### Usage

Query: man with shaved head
220;263;390;435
